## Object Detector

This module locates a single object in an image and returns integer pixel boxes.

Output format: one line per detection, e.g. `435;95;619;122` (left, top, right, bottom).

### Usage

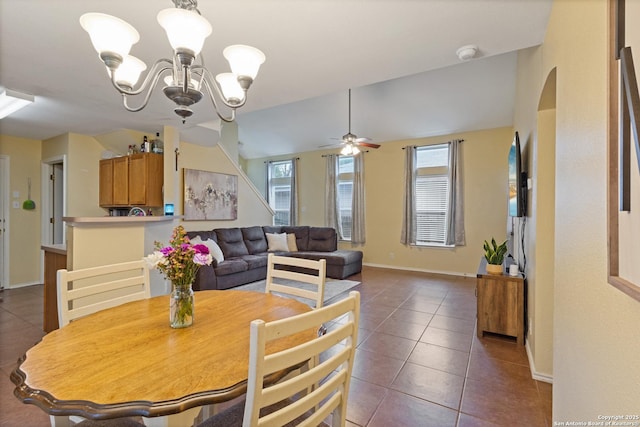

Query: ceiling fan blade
354;136;372;143
356;141;381;149
319;142;344;148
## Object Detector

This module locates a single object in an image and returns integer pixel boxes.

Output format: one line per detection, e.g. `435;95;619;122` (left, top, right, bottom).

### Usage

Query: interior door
52;163;63;244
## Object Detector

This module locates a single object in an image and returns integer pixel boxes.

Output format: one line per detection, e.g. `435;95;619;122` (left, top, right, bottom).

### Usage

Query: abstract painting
183;169;238;220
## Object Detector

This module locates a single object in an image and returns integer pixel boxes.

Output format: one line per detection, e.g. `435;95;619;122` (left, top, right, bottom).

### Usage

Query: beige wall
520;0;640;418
618;0;640;284
0;134;42;287
512;46;556;381
246;127;514;276
175;141;273;233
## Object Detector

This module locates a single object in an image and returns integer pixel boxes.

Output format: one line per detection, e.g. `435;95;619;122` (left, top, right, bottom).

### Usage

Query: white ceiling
0;0;552;159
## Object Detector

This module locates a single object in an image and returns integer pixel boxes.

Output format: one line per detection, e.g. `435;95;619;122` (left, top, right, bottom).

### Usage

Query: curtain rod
321;151;369;157
402;139;464;149
264;157;300;163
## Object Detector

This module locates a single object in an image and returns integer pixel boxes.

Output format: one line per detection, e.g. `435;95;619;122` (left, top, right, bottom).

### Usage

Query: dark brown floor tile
346;377;388;426
352;349;405;387
389;308;434;326
460;377;546;426
429;314;476;335
368;389;458;427
391;362;465;410
537;380;553;426
0;370;50;426
457;412;503;427
420;327;473;353
358;311;390;331
400;298;441;314
408;342;470;377
467;350;537;391
472;335;529;366
435;304;477;321
359;331;417;361
375;317;426;340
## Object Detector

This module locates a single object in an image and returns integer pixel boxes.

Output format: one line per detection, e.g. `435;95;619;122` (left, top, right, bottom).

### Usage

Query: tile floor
0;266;552;426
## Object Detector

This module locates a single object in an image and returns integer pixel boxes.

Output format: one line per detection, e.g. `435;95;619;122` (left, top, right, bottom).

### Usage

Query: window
267;160;292;225
337;156;354;240
415;144;451;246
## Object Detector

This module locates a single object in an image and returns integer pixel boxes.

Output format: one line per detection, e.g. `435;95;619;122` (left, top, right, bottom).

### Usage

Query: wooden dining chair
265;253;327;308
197;290;360;427
57;259;151;327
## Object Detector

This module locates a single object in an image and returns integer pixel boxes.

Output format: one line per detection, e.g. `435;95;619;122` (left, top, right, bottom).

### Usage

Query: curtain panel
445;139;465;246
324;154;340;233
400;146;417;245
351;153;366;245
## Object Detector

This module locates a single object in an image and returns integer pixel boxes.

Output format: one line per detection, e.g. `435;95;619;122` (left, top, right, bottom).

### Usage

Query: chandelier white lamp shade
157;8;211;56
79;0;265;122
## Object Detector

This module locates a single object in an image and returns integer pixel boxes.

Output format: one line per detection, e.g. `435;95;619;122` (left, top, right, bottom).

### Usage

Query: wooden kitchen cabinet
476;257;525;345
99;153;163;207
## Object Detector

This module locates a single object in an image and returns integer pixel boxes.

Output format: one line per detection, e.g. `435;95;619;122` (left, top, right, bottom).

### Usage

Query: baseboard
525;338;554;383
362;262;475;278
2;280;41;290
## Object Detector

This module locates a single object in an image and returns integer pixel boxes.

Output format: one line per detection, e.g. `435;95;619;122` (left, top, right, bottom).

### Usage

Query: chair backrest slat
243;291;360;427
265;253;327;308
57;259;151;327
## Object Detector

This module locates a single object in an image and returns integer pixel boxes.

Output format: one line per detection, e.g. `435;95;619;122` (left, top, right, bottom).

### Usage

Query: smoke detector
456;45;478;61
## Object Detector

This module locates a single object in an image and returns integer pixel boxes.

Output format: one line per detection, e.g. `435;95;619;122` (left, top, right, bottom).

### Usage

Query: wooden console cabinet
476;258;525;345
99;153;163;207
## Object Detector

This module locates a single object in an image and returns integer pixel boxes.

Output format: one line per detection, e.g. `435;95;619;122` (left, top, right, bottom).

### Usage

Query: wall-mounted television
508;131;527;217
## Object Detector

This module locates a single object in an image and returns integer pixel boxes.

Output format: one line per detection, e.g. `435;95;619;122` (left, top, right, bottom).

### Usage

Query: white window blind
268;160;292;225
415;144;450;246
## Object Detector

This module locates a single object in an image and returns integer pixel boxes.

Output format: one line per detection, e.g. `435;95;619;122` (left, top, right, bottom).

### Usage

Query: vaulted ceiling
0;0;552;159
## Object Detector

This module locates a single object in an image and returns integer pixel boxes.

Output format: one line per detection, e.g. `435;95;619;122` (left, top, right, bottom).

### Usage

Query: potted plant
483;238;507;274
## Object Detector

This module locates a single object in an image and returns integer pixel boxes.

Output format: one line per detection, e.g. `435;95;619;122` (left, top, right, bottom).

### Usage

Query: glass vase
170;283;194;328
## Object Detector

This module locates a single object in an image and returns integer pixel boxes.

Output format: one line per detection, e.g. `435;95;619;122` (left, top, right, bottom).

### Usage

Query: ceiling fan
322;89;380;154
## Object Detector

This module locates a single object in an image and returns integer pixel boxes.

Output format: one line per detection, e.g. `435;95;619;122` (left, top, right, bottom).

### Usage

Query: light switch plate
12;191;20;198
12;201;20;209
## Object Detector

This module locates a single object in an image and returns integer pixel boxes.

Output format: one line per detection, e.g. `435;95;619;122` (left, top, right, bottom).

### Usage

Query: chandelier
80;0;265;123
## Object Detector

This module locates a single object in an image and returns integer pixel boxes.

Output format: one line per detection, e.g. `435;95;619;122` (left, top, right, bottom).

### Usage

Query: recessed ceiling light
0;89;35;119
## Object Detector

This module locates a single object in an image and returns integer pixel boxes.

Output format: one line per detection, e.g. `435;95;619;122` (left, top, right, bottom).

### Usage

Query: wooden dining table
11;290;316;426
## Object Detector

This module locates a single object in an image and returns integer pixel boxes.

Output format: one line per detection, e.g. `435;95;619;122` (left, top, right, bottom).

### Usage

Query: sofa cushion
290;250;362;266
266;232;289;251
262;226;282;235
283;226;309;251
307;227;337;252
286;233;298;252
215;228;249;258
187;230;217;243
242;226;268;254
214;258;248;276
240;254;269;269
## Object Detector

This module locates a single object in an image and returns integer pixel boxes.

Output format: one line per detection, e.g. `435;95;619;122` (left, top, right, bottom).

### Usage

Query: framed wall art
183;169;238;221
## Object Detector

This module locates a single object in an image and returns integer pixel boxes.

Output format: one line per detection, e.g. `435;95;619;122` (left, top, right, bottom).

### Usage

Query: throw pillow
266;232;289;251
286;233;298;252
190;236;224;263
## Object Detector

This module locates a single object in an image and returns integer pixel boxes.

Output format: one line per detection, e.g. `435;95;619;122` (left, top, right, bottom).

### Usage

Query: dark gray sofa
186;226;363;291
